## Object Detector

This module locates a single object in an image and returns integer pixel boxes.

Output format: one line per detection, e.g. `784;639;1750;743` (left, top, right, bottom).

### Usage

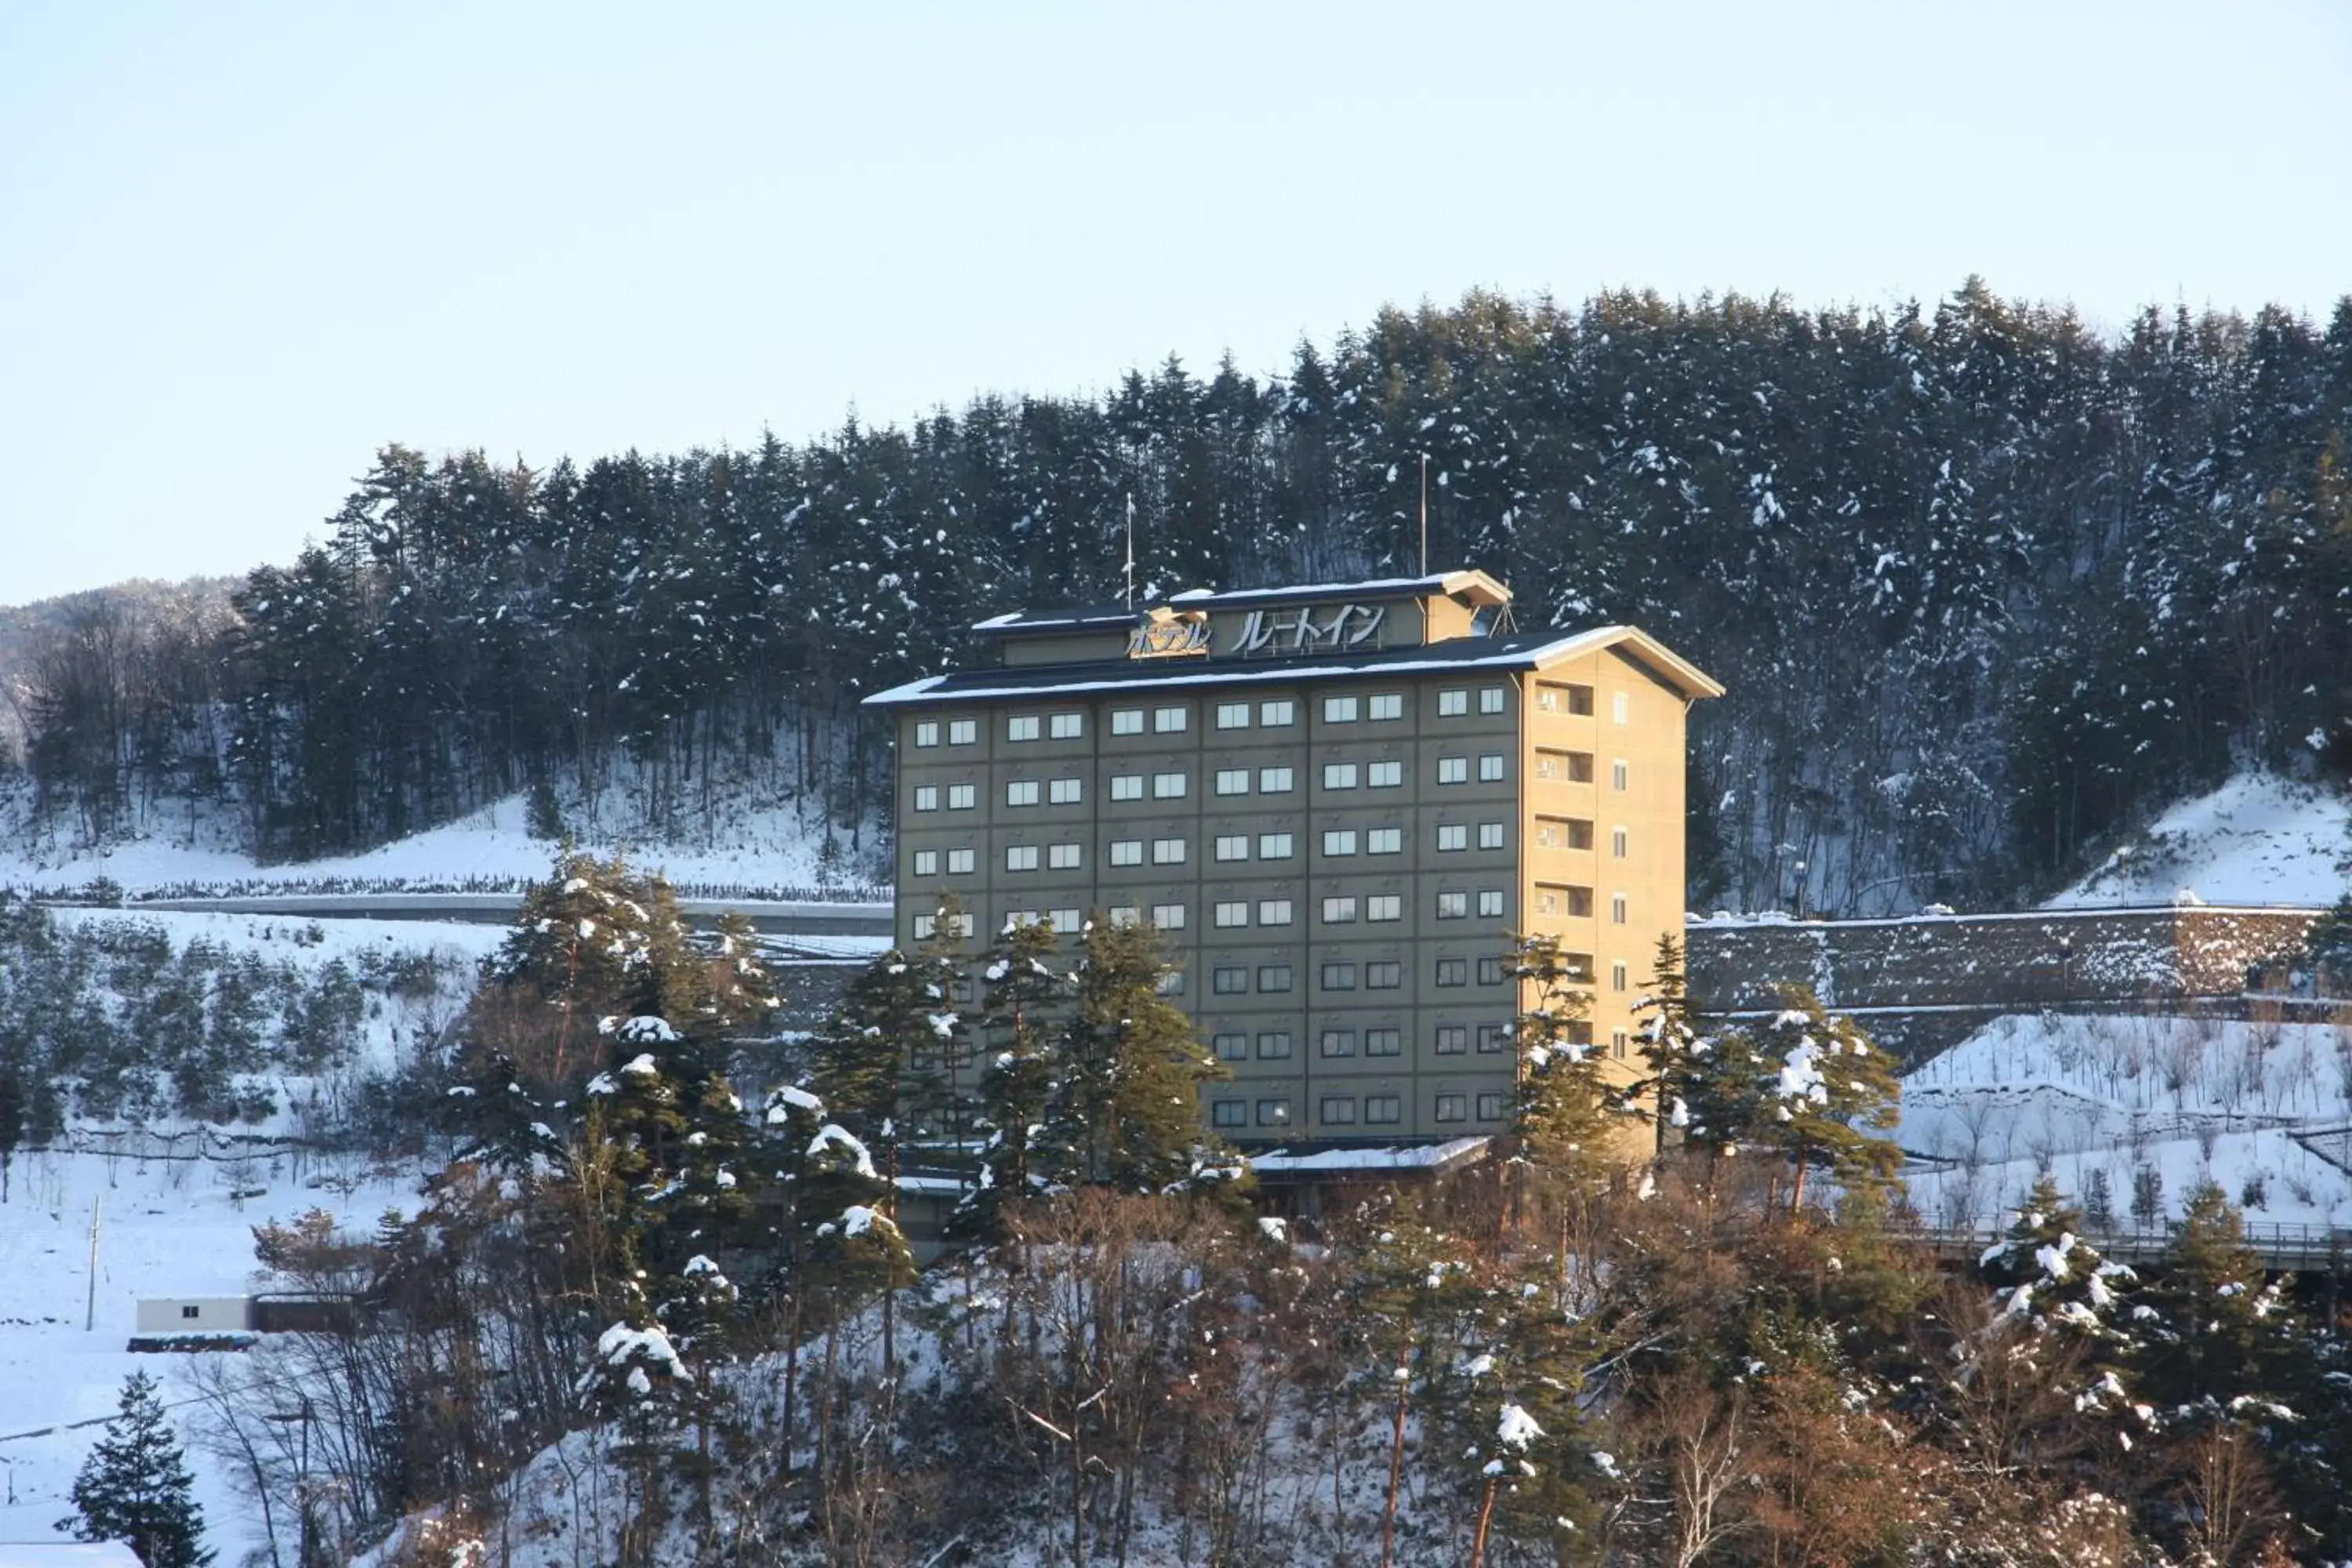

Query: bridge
1911;1221;2352;1275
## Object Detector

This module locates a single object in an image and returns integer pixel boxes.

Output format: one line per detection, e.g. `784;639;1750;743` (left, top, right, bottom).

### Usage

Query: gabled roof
865;624;1722;707
971;570;1512;635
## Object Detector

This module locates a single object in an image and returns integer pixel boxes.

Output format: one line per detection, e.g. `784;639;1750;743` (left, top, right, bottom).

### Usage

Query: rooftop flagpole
1124;494;1137;609
1419;455;1429;576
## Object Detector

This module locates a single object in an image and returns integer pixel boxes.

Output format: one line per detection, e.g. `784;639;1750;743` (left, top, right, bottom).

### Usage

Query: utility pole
84;1193;102;1332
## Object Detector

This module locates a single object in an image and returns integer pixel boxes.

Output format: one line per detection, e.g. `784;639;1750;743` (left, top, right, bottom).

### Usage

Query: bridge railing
1910;1221;2352;1273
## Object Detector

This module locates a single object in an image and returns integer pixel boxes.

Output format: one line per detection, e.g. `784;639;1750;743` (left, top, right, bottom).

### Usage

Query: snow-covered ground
1901;1010;2352;1233
0;1148;439;1563
2050;772;2351;910
0;790;881;901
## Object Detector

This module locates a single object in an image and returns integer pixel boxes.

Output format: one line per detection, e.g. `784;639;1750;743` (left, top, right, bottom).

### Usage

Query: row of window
1209;1091;1513;1129
917;889;1633;941
913;684;1645;750
914;822;1559;875
1209;956;1516;996
911;753;1562;811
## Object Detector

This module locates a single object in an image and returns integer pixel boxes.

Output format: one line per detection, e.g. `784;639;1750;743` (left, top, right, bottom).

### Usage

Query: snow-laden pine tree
60;1370;212;1568
954;913;1062;1240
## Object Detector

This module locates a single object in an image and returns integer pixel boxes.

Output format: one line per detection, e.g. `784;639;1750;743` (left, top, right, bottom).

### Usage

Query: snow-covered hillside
1901;1010;2352;1233
2050;773;2351;910
0;789;881;901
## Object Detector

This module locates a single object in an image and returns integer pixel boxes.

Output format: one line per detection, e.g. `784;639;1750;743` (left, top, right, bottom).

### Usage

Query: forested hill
9;281;2351;912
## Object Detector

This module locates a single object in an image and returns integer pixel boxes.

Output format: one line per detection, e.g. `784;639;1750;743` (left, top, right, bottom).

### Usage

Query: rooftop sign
1127;614;1212;659
1238;602;1385;654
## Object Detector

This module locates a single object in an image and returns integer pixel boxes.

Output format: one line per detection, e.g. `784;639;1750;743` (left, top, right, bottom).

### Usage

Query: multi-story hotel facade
864;572;1721;1146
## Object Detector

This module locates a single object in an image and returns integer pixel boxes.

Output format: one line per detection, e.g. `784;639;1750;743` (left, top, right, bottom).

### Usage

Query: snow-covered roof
866;625;1722;707
1250;1136;1494;1178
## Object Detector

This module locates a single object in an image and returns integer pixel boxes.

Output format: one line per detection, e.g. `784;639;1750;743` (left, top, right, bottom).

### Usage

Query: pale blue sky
4;0;2347;603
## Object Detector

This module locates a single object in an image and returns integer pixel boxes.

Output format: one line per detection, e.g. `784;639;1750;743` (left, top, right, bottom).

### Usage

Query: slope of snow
1900;1010;2352;1233
0;792;884;901
2049;773;2350;909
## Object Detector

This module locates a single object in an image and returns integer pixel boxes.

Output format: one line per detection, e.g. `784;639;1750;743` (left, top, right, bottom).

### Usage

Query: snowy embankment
1900;1011;2352;1233
2049;772;2351;910
0;791;886;904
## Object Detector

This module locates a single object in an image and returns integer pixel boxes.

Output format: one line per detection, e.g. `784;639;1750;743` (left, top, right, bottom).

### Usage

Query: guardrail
1913;1222;2352;1273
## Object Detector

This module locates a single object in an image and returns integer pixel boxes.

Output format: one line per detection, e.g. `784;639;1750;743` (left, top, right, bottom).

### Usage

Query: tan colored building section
881;585;1716;1147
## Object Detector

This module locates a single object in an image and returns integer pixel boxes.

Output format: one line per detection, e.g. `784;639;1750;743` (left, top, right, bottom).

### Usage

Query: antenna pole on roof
1418;454;1429;576
1124;494;1137;610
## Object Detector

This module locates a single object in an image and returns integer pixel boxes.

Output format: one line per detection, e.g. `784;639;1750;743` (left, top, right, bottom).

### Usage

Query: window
913;912;974;939
1215;768;1250;796
1323;695;1360;723
1214;835;1250;862
1479;956;1508;985
1479;686;1506;714
1367;1027;1402;1055
914;786;940;811
915;720;940;747
1258;898;1294;926
1478;890;1505;918
1154;706;1189;733
1002;909;1040;931
1211;1099;1247;1127
1437;756;1468;785
1111;709;1144;735
1323;762;1359;789
1322;896;1359;924
1323;829;1358;856
1611;892;1629;926
1537;750;1595;782
1049;843;1083;869
1479;822;1505;850
1439;688;1468;717
1258;765;1294;793
1477;1093;1509;1122
1436;891;1469;920
1109;839;1142;866
1612;759;1630;792
1256;1099;1292;1127
1439;823;1475;853
1567;684;1595;716
1368;760;1403;788
1150;902;1185;930
1153;771;1187;799
1366;1094;1402;1124
1367;960;1403;989
1537;816;1595;850
1368;827;1403;855
1213;966;1248;995
1478;753;1505;782
1610;960;1629;993
1612;691;1631;724
1152;837;1186;864
950;975;975;1003
1478;1023;1511;1053
1611;1029;1631;1059
947;848;975;873
1110;774;1143;800
1256;1029;1293;1058
1320;1095;1357;1125
1258;832;1295;860
948;784;976;810
950;718;978;745
1040;908;1073;933
1006;845;1040;872
1110;906;1141;926
1435;1025;1468;1054
1260;699;1295;726
1536;884;1594;917
913;850;939;877
1319;1026;1356;1054
1008;715;1041;742
1214;900;1249;927
1320;964;1357;993
1006;780;1040;807
1436;958;1468;987
1257;967;1294;995
1436;1093;1468;1123
182;1304;201;1319
1611;826;1629;858
1213;1033;1248;1062
1367;894;1402;922
1559;951;1594;982
1216;701;1250;729
1050;777;1084;804
1536;685;1562;714
1051;712;1084;739
1370;692;1403;720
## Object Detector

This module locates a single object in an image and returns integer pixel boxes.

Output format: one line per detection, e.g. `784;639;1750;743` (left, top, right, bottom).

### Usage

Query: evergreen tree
1042;916;1231;1191
1629;933;1707;1157
1742;992;1903;1214
60;1370;212;1568
957;913;1062;1239
1507;931;1615;1174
